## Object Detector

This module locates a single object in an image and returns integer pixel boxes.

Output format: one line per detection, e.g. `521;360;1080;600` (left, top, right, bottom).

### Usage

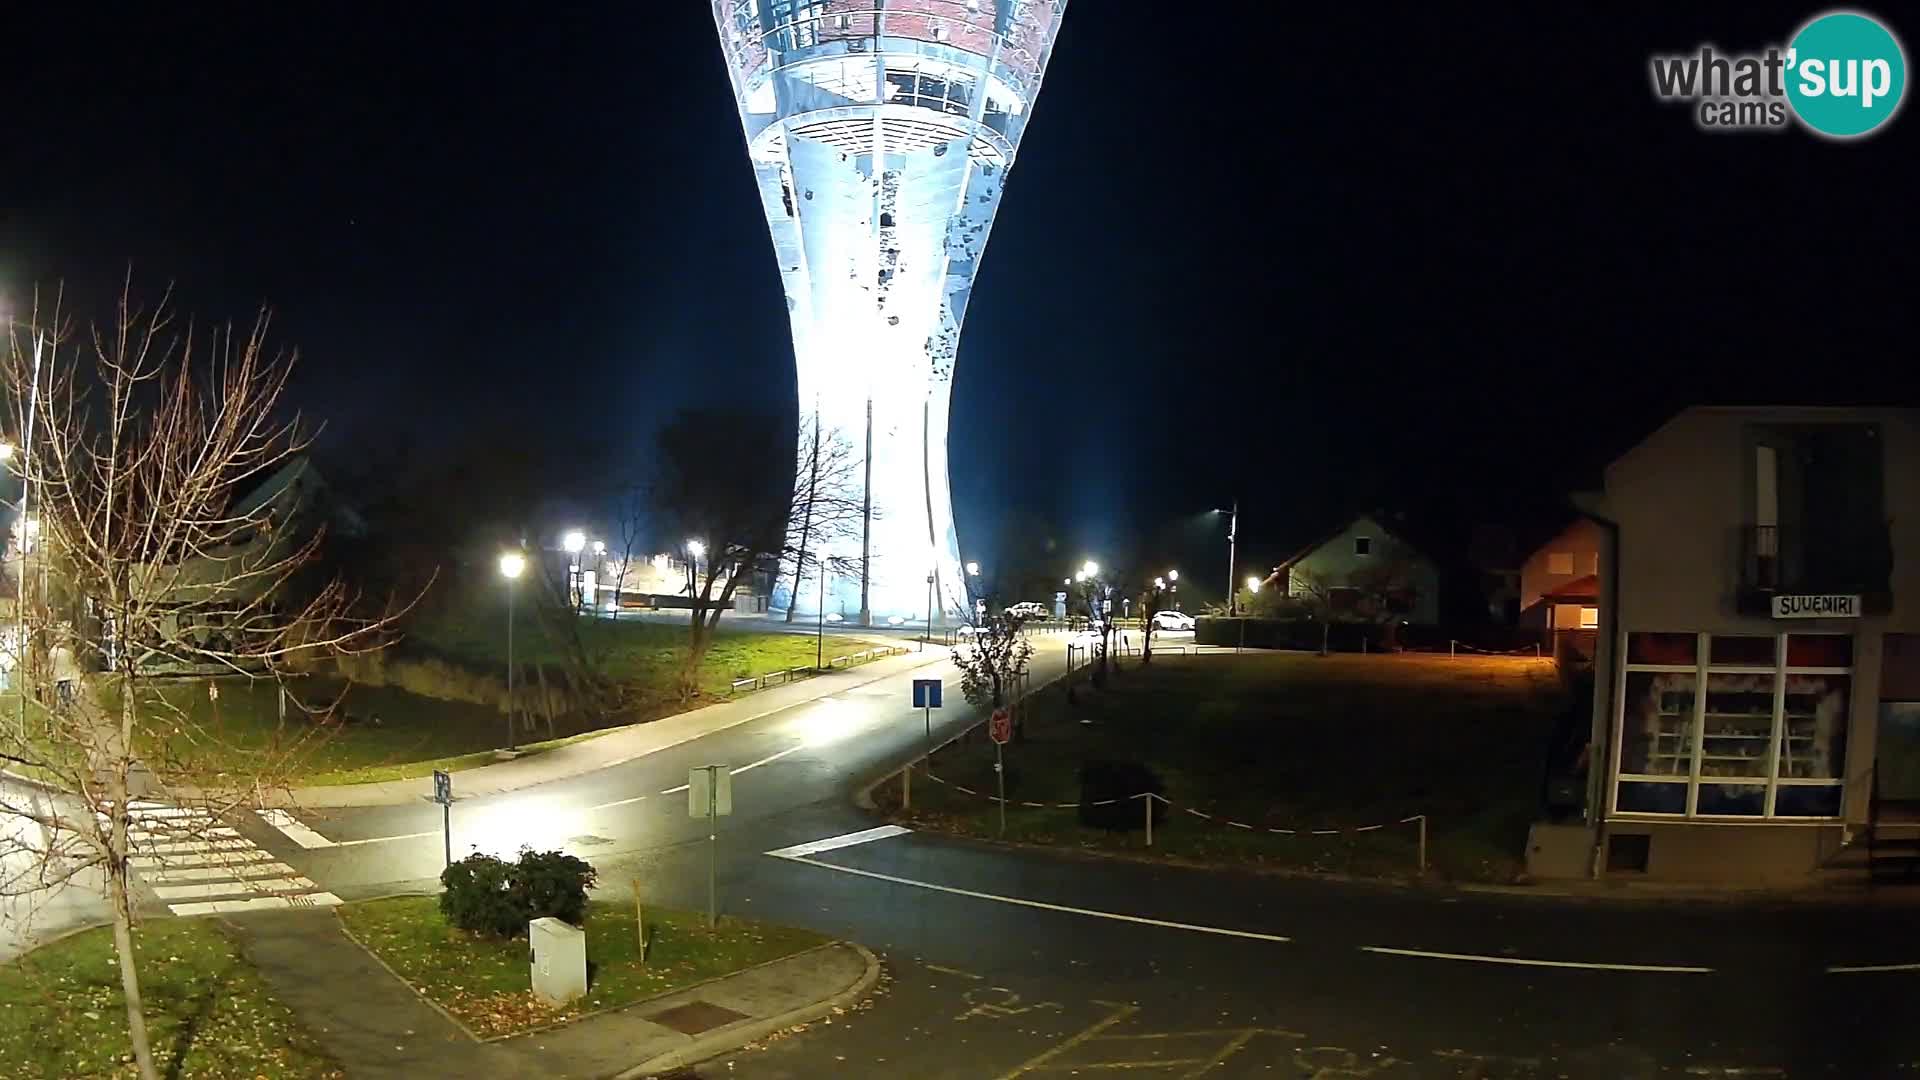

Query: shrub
437;848;598;938
1078;759;1165;831
439;853;521;937
512;848;597;926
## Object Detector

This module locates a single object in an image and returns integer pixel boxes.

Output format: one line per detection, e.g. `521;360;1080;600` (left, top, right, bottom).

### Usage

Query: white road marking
588;795;648;810
1360;945;1711;974
765;825;910;858
131;827;240;843
169;892;342;917
329;830;438;848
133;849;276;869
731;743;806;776
661;743;809;795
142;862;300;884
770;854;1291;943
259;809;336;849
153;877;315;901
1827;961;1920;974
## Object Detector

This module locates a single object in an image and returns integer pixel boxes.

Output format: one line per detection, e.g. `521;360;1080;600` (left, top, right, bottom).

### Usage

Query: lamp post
1216;502;1239;616
562;530;586;612
1168;568;1180;611
816;551;827;669
590;540;606;616
686;539;706;598
965;561;982;622
498;551;526;752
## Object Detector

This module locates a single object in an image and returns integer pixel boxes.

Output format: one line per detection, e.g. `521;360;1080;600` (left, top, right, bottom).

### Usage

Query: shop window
1615;632;1850;820
1579;606;1599;629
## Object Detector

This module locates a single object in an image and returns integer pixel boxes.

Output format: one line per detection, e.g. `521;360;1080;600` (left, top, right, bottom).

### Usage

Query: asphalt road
24;627;1920;1076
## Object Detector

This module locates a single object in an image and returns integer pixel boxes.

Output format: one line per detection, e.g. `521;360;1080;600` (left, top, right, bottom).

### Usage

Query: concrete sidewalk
281;646;953;809
223;907;879;1080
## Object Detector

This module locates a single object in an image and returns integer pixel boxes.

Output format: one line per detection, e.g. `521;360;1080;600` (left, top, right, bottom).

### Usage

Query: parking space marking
770;854;1291;943
993;1002;1139;1079
1361;945;1711;974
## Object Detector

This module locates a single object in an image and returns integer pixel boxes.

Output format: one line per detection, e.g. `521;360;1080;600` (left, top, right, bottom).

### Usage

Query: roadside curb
327;907;488;1043
610;941;883;1080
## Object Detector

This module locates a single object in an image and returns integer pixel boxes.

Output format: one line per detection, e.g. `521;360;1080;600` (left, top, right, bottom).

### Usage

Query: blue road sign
912;678;943;709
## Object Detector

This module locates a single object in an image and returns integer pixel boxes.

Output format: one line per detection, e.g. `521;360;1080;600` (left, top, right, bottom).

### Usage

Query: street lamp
498;551;527;752
562;530;586;612
685;539;705;597
1246;575;1262;593
561;530;585;554
1168;568;1181;611
1214;503;1239;616
1081;560;1099;578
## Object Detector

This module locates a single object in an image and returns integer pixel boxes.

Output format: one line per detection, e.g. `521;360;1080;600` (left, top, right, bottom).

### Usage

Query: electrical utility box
528;917;587;1007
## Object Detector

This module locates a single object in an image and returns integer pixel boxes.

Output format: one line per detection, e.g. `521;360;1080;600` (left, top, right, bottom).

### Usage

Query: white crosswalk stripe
123;803;340;915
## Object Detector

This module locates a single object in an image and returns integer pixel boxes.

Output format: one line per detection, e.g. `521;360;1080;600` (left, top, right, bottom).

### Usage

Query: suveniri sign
1772;594;1861;618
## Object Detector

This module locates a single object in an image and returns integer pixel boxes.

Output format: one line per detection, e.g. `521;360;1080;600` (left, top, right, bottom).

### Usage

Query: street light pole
498;551;527;753
1225;499;1239;617
816;554;826;670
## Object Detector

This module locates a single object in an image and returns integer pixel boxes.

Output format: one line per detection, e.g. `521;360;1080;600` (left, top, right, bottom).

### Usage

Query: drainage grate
647;1000;750;1035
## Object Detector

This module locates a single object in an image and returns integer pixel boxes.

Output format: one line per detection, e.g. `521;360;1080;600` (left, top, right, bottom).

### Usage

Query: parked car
1150;610;1196;632
1005;601;1047;618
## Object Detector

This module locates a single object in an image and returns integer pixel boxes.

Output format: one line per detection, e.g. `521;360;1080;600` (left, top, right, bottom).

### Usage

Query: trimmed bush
439;853;521;937
512;848;597;926
438;848;599;938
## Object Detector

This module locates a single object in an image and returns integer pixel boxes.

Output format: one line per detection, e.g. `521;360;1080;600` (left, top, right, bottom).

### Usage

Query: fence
880;652;1430;875
911;768;1429;873
726;643;911;695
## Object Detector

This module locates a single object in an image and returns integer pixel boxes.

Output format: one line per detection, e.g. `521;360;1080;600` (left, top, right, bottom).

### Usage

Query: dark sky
3;3;1915;595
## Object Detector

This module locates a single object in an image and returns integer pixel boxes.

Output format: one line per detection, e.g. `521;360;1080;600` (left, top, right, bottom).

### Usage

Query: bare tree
777;412;863;623
0;282;403;1080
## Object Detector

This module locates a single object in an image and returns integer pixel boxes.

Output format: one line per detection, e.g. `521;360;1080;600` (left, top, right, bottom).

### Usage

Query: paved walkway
223;907;877;1079
281;646;951;809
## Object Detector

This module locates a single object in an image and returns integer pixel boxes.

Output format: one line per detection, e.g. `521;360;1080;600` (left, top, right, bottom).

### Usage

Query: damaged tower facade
711;1;1068;622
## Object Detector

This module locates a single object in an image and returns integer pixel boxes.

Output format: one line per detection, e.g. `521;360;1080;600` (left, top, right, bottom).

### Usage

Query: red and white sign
989;708;1012;745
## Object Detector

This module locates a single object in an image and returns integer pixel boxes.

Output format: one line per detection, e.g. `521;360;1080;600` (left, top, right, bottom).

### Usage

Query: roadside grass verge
0;918;342;1079
337;896;830;1038
881;652;1563;883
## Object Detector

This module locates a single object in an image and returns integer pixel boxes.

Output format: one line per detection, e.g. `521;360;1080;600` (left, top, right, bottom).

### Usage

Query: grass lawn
407;600;875;697
337;896;831;1038
0;919;341;1079
883;652;1564;883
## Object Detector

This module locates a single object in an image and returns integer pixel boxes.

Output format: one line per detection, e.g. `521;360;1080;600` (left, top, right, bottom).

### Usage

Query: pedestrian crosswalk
119;801;340;916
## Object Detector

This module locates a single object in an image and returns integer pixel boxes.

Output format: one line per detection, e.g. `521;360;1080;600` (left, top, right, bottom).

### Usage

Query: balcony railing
1740;522;1892;596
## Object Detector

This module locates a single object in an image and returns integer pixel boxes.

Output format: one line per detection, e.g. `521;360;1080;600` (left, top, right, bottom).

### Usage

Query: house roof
1271;512;1421;575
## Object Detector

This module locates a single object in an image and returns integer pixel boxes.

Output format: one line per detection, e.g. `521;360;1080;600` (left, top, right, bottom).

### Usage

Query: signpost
688;765;733;927
990;707;1011;836
913;678;943;763
432;769;454;867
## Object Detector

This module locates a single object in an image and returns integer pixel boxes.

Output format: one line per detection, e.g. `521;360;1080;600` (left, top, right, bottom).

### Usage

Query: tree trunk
785;414;821;624
106;694;159;1080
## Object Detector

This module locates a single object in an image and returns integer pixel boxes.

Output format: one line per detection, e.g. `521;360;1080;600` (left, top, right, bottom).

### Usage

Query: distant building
1519;517;1603;664
1274;513;1442;626
1544;407;1920;884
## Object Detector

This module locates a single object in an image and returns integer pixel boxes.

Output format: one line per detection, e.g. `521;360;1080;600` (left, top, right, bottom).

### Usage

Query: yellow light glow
1246;576;1261;592
498;552;526;579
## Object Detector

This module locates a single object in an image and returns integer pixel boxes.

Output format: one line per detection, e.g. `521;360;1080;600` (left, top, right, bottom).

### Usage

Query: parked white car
1151;610;1196;632
1005;601;1047;618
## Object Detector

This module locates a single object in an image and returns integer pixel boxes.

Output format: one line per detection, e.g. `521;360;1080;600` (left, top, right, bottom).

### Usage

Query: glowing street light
1168;569;1179;582
498;551;527;752
1081;560;1099;578
590;540;605;556
1154;576;1166;589
965;561;980;576
561;530;586;554
1246;575;1262;593
686;539;706;559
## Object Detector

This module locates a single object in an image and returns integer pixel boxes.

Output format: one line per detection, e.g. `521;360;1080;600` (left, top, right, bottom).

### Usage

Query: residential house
1520;517;1604;665
1543;406;1920;884
1273;513;1442;626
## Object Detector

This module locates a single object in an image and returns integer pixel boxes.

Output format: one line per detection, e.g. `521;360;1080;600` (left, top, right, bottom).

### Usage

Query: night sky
4;3;1915;596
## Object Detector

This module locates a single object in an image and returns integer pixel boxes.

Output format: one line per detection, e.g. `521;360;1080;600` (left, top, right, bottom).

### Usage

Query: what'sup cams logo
1650;9;1906;139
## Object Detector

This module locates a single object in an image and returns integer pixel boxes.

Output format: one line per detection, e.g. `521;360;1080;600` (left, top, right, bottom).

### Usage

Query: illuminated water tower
711;1;1069;624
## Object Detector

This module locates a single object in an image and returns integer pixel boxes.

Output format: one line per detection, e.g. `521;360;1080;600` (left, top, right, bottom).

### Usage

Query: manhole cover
647;1000;750;1035
568;835;613;847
